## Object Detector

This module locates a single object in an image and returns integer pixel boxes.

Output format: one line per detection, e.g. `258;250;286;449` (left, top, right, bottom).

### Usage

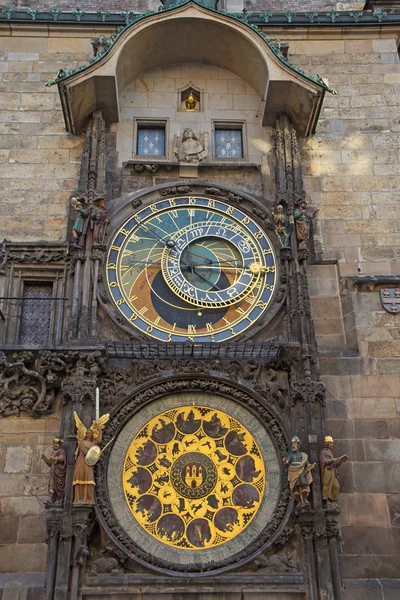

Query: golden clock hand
141;224;175;249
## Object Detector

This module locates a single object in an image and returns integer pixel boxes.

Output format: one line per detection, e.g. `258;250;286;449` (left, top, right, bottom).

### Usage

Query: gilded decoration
123;405;265;550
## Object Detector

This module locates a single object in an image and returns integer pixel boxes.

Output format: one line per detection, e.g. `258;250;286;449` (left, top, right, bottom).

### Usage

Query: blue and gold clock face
106;196;277;342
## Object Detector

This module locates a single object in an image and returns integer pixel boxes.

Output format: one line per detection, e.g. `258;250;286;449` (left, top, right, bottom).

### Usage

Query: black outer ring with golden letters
106;196;278;343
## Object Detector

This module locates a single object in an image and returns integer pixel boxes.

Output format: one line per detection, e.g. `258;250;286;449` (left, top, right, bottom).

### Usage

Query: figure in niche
283;435;315;506
73;412;109;504
215;507;239;533
136;440;157;466
232;484;259;509
187;518;212;547
203;413;228;438
41;438;66;503
91;198;109;245
151;419;175;444
128;467;152;495
320;435;348;507
236;455;261;482
136;495;162;523
157;514;185;542
261;368;288;408
176;409;201;434
71;197;89;248
225;430;247;456
294;200;319;249
272;204;291;248
174;128;208;163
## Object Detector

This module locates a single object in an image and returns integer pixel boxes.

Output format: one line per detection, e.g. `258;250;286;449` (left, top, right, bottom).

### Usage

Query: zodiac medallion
123;406;265;550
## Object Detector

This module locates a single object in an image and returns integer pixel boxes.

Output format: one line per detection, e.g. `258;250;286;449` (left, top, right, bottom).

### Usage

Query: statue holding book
320;435;348;507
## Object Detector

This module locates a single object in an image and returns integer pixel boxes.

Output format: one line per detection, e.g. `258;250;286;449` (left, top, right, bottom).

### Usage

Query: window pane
215;129;243;158
19;283;52;345
137;127;165;157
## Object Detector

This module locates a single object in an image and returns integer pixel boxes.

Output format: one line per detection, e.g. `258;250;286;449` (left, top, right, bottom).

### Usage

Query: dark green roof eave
0;6;394;27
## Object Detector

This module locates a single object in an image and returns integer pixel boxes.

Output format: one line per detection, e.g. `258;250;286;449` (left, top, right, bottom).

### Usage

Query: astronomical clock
96;186;290;576
106;196;277;342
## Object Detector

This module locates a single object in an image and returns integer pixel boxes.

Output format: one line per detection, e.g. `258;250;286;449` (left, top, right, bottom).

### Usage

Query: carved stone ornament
0;243;68;274
173;128;208;163
290;379;326;406
98;359;289;414
95;376;292;575
0;350;107;417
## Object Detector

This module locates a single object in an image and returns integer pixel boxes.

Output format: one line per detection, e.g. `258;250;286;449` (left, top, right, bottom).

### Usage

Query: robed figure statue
73;412;109;505
283;436;315;505
320;435;348;506
41;438;66;503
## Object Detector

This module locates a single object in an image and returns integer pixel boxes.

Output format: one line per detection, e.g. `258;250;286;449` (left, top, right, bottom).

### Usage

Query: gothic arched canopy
57;2;328;136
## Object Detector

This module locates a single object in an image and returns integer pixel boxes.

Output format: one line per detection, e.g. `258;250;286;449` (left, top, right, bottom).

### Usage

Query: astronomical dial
106;196;277;343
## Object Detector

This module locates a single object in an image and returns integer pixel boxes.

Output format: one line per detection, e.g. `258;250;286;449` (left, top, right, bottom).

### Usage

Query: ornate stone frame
95;374;292;576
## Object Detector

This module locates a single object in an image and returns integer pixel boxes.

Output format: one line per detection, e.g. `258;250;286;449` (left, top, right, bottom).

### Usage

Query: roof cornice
0;6;397;28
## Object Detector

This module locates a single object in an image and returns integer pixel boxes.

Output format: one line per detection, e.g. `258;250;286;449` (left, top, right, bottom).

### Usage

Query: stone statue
73;412;109;505
91;199;109;245
71;197;89;248
41;438;67;503
91;34;110;57
283;435;315;505
272;205;290;248
293;200;318;248
320;436;348;507
174;128;208;163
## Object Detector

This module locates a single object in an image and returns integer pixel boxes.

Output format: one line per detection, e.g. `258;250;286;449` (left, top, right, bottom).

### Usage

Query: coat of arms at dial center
123;406;265;550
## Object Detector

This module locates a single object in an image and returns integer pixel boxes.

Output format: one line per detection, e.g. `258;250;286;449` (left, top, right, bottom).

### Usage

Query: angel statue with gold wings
73;412;109;505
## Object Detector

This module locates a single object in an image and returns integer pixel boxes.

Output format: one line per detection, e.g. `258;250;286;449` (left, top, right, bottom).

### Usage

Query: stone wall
0;414;60;573
118;62;266;165
0;33;94;243
296;35;400;587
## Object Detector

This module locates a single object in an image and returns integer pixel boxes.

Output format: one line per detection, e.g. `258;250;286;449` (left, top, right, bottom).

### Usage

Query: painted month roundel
106;196;277;342
122;405;265;550
106;391;283;572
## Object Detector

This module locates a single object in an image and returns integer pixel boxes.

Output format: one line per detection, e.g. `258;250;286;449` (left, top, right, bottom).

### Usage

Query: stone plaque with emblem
380;288;400;314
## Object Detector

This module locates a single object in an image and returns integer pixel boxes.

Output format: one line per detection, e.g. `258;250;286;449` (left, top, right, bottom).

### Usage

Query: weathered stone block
342;554;400;579
0;517;18;544
346;493;390;527
310;296;342;320
325;419;354;439
0;497;43;517
387;494;400;527
343;582;383;600
17;516;46;544
0;474;26;497
354;420;389;439
351;397;397;419
20;94;54;111
364;439;400;461
0;543;46;573
354;464;400;493
342;525;400;555
4;446;32;474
